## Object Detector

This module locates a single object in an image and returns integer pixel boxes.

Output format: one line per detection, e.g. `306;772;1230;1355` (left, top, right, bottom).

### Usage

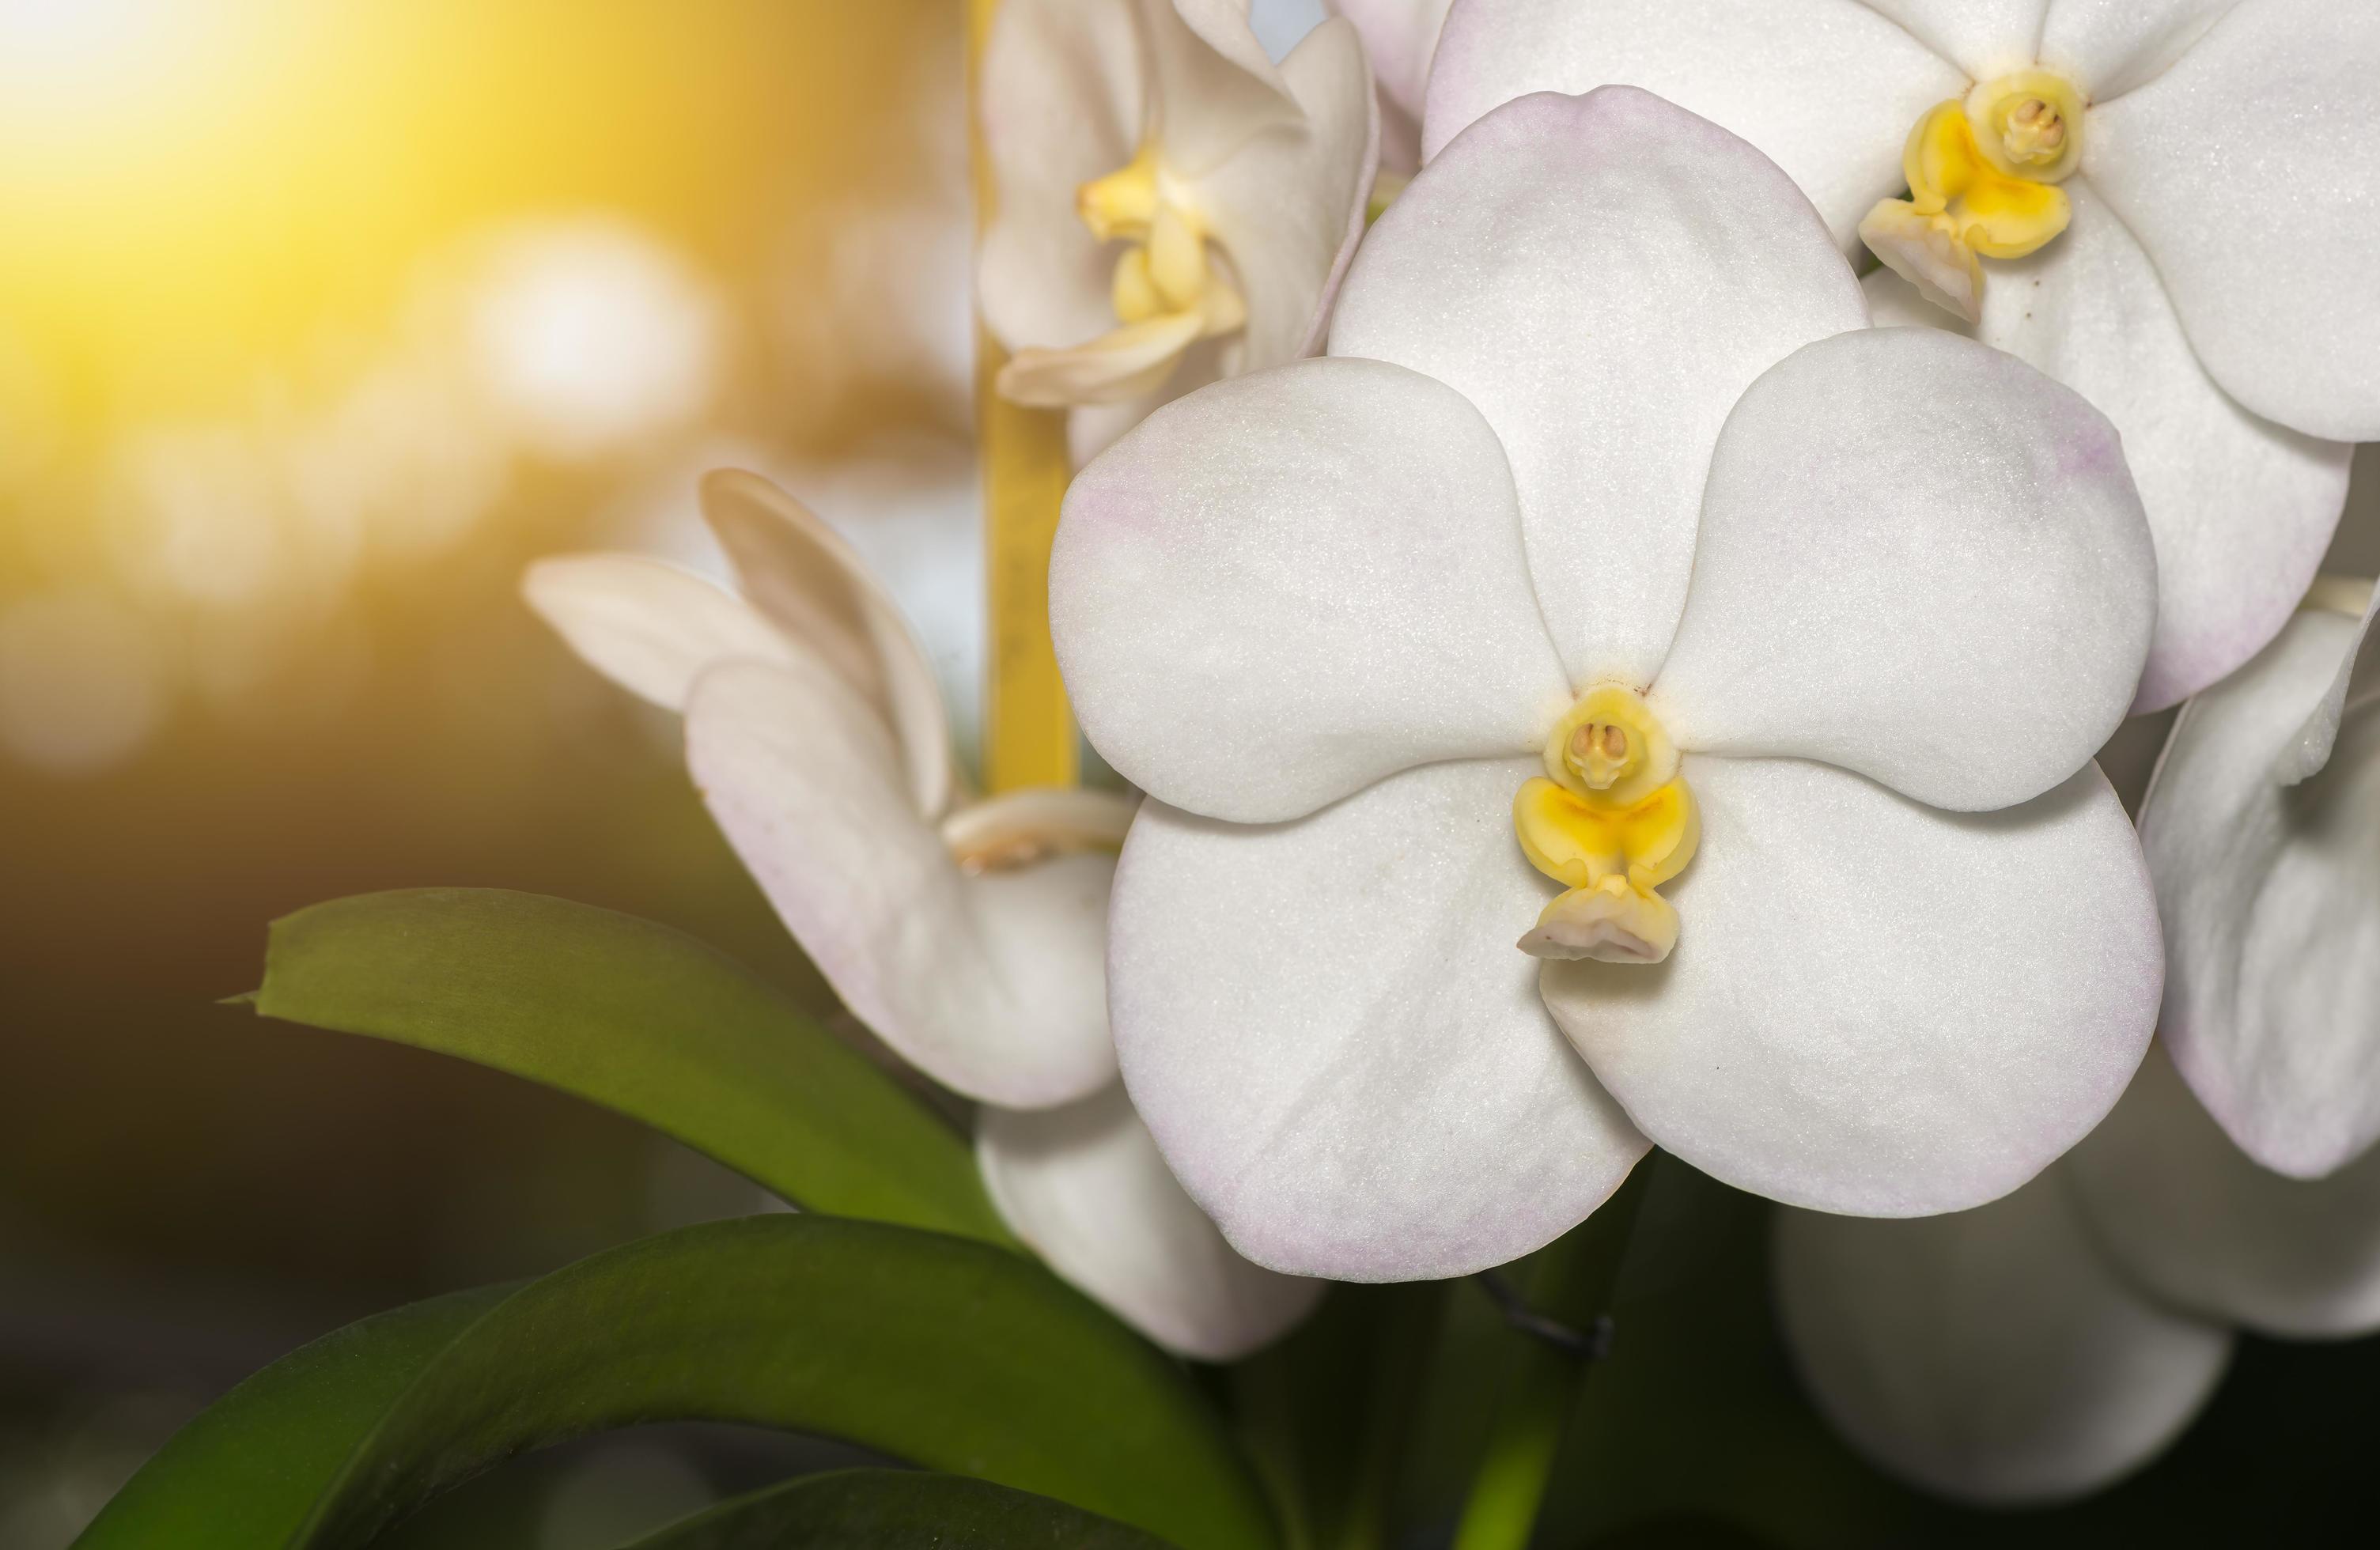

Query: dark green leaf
244;887;1014;1248
83;1216;1274;1550
618;1469;1172;1549
74;1287;509;1550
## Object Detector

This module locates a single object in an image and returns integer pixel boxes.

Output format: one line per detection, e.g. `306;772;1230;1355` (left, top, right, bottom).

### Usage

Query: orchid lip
1515;686;1697;965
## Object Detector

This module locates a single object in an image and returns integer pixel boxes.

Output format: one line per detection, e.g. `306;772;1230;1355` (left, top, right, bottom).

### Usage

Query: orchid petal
523;554;795;713
978;1083;1325;1361
997;311;1210;408
2070;1042;2380;1338
2038;0;2239;100
1150;0;1304;174
1330;86;1868;687
700;471;954;820
1545;756;2161;1216
685;660;1116;1110
1647;327;2156;812
1194;17;1377;369
2083;0;2380;441
1053;357;1570;824
2280;581;2380;784
1329;0;1446;123
1774;1174;2232;1506
2138;599;2380;1177
1859;0;2046;80
978;0;1147;355
1109;758;1651;1281
1941;183;2352;712
1422;1;1962;248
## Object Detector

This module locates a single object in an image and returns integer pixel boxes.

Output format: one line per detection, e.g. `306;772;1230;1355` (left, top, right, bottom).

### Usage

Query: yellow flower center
1512;686;1699;965
1859;70;2086;323
1077;145;1246;337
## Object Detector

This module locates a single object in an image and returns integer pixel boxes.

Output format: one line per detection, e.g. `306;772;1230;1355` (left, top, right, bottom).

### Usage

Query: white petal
1546;756;2162;1215
1331;86;1869;686
2139;602;2380;1176
2070;1041;2380;1338
978;1083;1325;1360
978;0;1148;354
1327;0;1447;123
1109;758;1651;1281
2280;580;2380;784
1150;0;1305;174
699;471;954;820
1966;185;2352;712
2038;0;2239;100
523;554;795;713
685;660;1116;1110
2083;0;2380;441
997;312;1209;407
1052;357;1569;823
1859;0;2045;78
1773;1174;2233;1507
1193;18;1378;371
1422;1;1963;247
1648;327;2156;812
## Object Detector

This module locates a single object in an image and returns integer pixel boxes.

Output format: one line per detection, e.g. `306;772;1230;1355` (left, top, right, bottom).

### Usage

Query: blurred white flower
1428;0;2377;713
525;470;1319;1359
1775;580;2380;1504
1049;89;2161;1283
978;0;1376;461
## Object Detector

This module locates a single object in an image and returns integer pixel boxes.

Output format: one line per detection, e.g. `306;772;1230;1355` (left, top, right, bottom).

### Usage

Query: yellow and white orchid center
941;786;1137;874
1512;686;1699;965
997;143;1247;408
1860;70;2086;323
1080;144;1246;339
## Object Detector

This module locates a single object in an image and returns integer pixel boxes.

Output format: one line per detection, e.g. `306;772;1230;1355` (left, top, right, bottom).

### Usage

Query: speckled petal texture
686;660;1118;1111
1109;758;1651;1282
1648;327;2156;811
1053;357;1570;824
2038;0;2239;100
1332;85;1868;686
1423;0;1962;247
977;1083;1324;1361
1951;183;2351;713
1774;1172;2233;1506
2071;1042;2380;1339
1545;756;2162;1215
2137;602;2380;1177
1859;0;2044;79
2084;0;2380;442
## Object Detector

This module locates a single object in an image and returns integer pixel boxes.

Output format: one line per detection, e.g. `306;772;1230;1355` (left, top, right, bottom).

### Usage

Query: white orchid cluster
528;0;2378;1509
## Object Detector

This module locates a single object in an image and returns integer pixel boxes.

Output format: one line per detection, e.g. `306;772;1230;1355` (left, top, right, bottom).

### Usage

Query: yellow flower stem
1451;1160;1653;1550
967;0;1079;792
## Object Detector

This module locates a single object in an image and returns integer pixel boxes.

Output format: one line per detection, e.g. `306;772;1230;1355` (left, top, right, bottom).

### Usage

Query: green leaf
618;1469;1172;1549
74;1287;510;1549
81;1216;1276;1550
244;887;1014;1248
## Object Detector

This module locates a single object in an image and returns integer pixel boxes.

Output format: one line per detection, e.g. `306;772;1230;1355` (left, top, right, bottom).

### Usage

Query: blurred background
1;2;2374;1545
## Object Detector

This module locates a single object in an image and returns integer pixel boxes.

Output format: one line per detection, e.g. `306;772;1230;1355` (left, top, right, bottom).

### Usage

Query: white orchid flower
1323;0;1453;174
1774;580;2380;1503
978;0;1377;461
1426;0;2378;713
524;469;1320;1359
1048;87;2164;1283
